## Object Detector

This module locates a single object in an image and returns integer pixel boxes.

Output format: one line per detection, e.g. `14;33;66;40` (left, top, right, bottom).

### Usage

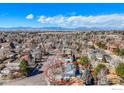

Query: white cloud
37;14;124;28
38;15;65;24
26;14;34;20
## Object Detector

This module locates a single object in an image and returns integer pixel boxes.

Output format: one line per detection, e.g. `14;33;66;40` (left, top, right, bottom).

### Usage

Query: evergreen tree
19;59;29;76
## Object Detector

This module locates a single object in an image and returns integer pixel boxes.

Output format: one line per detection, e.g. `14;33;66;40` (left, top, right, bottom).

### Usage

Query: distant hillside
0;27;124;31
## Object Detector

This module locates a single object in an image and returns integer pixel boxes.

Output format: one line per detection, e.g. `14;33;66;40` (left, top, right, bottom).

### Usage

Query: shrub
116;63;124;78
93;64;106;77
78;56;89;66
119;49;124;56
113;47;120;55
96;42;107;49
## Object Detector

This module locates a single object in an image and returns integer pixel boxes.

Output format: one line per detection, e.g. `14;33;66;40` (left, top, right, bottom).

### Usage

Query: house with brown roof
107;42;119;52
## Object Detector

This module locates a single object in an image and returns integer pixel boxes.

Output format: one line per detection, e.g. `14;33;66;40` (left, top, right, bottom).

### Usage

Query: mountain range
0;27;123;31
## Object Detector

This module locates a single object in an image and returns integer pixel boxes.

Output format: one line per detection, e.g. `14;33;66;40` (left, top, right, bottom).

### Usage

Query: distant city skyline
1;3;124;29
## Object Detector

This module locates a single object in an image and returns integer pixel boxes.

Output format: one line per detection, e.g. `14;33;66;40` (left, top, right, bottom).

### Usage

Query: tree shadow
28;70;44;77
27;64;44;77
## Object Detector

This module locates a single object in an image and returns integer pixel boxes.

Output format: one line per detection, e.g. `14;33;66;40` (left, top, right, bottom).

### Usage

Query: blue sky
0;3;124;28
